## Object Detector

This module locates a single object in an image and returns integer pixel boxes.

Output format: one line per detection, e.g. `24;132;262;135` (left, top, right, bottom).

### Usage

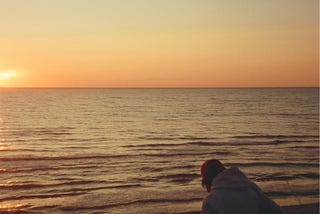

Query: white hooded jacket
202;167;285;214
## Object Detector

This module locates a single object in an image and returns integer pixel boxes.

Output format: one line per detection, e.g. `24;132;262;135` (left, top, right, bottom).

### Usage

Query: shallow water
0;88;318;213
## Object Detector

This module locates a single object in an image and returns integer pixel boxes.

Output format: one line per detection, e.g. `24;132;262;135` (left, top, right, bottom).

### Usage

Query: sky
0;0;318;88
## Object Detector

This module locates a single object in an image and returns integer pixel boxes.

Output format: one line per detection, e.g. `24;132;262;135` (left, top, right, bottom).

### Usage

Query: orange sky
0;0;318;88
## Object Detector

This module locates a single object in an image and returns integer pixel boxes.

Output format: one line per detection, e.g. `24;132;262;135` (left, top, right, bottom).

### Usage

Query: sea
0;88;318;214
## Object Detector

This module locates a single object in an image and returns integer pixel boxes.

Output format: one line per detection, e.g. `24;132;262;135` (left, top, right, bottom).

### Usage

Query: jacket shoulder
249;182;285;214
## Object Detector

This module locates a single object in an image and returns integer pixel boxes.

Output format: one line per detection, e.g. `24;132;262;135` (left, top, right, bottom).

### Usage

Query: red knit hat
201;159;226;192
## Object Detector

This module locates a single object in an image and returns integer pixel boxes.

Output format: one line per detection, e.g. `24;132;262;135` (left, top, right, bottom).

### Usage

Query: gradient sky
0;0;318;87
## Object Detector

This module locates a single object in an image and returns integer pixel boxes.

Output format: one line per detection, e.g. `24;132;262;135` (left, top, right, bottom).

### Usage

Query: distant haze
0;0;318;88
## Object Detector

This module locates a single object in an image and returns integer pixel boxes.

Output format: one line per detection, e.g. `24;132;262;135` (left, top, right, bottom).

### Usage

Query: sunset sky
0;0;318;88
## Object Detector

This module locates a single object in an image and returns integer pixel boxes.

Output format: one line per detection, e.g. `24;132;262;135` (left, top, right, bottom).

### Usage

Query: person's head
201;159;226;192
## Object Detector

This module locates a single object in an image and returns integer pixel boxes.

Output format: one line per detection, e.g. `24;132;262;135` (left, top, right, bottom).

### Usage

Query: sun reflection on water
0;180;13;187
0;116;8;176
0;116;7;151
0;202;34;212
0;117;30;213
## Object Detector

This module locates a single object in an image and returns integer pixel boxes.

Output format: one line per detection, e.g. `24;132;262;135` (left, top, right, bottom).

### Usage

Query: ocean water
0;88;318;214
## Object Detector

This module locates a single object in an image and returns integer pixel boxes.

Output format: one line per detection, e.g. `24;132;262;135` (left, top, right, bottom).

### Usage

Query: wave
152;171;319;185
142;151;235;157
124;139;312;149
4;164;104;174
232;134;319;139
52;184;142;194
1;152;318;169
288;145;319;149
0;192;86;202
138;136;217;141
0;151;228;162
2;127;75;139
125;143;181;148
60;197;203;211
186;140;304;146
58;188;318;212
252;172;319;181
236;162;318;168
0;203;36;214
270;113;318;117
0;180;107;190
0;154;131;162
156;173;199;184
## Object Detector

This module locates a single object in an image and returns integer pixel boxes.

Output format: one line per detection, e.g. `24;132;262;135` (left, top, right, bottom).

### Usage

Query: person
201;159;285;214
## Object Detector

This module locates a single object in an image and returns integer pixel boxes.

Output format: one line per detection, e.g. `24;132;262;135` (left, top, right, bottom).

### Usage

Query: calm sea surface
0;88;318;213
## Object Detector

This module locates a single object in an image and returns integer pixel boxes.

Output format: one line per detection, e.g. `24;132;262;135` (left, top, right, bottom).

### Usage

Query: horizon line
0;86;319;89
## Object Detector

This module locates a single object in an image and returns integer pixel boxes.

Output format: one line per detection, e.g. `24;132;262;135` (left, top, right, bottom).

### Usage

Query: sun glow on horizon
0;0;317;88
0;70;16;80
0;70;20;87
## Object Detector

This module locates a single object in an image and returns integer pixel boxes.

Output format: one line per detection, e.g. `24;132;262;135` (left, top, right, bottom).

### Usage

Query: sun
0;70;16;80
0;70;20;87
